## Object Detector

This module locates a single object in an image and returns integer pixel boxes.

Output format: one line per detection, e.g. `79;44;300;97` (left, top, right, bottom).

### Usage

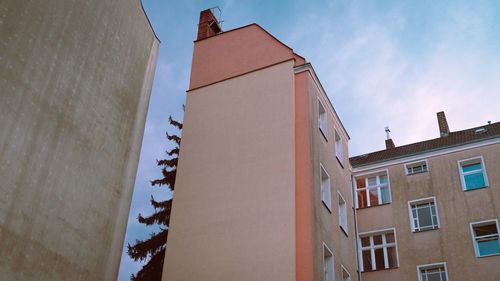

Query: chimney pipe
385;126;395;149
197;9;222;40
437;111;450;137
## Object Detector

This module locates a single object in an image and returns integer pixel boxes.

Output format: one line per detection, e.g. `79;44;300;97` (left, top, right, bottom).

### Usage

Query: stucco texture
0;1;158;280
162;60;296;281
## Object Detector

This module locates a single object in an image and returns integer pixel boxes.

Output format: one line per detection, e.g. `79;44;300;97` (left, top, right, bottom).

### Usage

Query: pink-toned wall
162;60;297;281
294;71;314;281
189;24;299;90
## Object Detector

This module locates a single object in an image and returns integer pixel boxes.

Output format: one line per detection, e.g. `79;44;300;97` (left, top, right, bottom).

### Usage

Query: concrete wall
354;142;500;281
0;1;158;280
162;60;296;281
299;68;359;281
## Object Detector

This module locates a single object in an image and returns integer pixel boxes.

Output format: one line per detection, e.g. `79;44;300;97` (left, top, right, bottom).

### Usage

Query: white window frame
407;197;440;232
358;228;399;272
323;242;335;281
417;262;449;281
457;156;489;191
318;99;328;140
469;219;500;258
341;264;351;281
354;170;392;209
335;129;344;163
405;159;429;175
338;191;348;235
320;163;332;212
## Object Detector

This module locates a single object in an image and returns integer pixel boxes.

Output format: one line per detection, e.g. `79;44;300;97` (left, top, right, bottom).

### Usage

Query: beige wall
354;141;500;281
300;67;359;281
162;60;296;281
0;1;158;280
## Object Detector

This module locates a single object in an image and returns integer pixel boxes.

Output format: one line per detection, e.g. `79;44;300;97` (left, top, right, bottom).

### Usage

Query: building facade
0;1;158;280
351;113;500;281
162;9;499;281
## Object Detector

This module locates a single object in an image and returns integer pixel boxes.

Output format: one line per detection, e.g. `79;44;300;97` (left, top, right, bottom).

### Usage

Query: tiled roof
350;121;500;168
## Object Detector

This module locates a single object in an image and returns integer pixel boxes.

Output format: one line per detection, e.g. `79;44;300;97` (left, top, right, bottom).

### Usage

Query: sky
118;0;500;280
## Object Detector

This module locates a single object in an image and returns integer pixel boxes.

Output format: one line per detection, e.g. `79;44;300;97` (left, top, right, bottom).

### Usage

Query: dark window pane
356;178;366;189
362;250;372;271
361;237;370;247
374;248;385;270
373;235;382;245
387;246;397;268
474;224;498;236
368;189;379;206
417;205;433;228
385;232;395;243
357;190;368;208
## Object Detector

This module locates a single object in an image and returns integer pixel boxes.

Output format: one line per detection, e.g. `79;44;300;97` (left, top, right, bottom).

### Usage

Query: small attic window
475;128;487;134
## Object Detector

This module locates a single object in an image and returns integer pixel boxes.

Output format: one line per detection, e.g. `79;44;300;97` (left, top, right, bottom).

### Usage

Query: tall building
162;9;358;281
162;9;500;281
0;1;158;280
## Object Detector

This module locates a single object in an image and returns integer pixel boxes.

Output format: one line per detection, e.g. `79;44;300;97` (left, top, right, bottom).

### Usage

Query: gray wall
0;1;158;280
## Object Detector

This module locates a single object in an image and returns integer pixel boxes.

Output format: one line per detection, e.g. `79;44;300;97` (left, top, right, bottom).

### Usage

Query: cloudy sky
118;0;500;279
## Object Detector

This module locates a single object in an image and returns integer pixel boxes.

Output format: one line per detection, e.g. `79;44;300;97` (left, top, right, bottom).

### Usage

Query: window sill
412;227;439;233
356;202;392;210
476;252;500;258
340;225;348;237
319;127;328;142
322;201;332;213
464;185;489;192
336;156;344;169
406;170;428;176
361;266;399;273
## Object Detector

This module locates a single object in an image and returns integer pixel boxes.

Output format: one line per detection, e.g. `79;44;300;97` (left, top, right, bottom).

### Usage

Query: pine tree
127;115;182;281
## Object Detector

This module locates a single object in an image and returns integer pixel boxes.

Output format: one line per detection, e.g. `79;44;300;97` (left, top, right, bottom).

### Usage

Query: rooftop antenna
208;6;224;28
385;126;391;140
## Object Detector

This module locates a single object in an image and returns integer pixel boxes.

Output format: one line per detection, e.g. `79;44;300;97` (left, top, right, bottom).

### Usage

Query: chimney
437;111;450;137
385;126;395;149
197;9;222;40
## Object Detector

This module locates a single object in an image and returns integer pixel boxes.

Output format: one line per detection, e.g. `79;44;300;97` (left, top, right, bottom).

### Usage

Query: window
458;156;489;190
417;263;448;281
405;160;428;175
320;164;332;211
341;265;350;281
408;197;440;232
355;172;391;209
470;219;500;257
341;265;351;281
338;192;348;235
318;100;327;139
359;229;398;272
323;243;334;281
335;130;344;163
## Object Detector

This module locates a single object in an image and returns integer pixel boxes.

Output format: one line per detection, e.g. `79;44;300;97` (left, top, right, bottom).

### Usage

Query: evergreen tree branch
127;229;168;262
130;247;166;281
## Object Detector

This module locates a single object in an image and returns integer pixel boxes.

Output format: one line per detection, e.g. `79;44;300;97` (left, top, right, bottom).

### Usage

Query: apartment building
161;9;499;281
162;9;358;281
351;113;500;281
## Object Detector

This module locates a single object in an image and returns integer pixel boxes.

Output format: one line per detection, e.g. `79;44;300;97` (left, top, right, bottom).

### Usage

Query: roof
350;121;500;168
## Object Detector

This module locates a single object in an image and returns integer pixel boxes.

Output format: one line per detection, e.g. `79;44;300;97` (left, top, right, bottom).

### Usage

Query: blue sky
118;1;500;279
